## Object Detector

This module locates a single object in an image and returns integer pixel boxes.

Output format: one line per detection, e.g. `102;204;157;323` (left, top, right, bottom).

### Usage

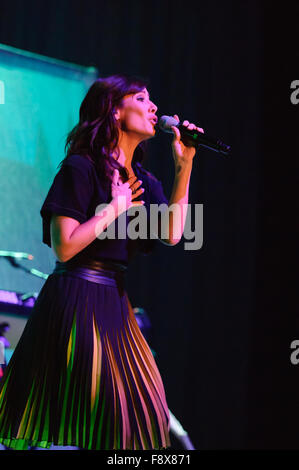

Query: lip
149;116;158;126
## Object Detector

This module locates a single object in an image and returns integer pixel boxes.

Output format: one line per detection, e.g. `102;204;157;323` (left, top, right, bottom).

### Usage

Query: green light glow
0;42;98;293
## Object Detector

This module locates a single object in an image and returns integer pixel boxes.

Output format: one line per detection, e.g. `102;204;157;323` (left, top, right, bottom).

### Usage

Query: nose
149;100;158;114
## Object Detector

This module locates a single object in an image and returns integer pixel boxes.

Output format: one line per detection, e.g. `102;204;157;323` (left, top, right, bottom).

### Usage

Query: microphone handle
178;124;231;156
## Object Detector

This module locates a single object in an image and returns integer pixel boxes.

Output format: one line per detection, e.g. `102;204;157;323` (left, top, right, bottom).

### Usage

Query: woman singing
0;74;202;450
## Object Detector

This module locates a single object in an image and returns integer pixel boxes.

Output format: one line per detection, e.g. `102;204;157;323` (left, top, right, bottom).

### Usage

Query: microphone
159;115;231;156
0;250;34;260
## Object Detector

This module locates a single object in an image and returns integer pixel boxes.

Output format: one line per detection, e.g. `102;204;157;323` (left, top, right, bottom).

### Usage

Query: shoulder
62;154;94;173
58;154;98;185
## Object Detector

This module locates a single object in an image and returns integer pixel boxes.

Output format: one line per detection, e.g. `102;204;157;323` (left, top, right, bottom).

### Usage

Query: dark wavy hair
58;74;150;187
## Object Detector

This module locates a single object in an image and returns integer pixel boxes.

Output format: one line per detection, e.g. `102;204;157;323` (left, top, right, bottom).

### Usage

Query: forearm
56;199;121;262
160;161;193;245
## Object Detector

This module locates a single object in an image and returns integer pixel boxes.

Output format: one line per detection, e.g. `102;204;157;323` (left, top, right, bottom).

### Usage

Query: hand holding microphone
168;114;204;168
159;115;231;156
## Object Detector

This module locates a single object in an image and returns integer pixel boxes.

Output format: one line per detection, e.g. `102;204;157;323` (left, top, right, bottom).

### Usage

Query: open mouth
149;118;158;127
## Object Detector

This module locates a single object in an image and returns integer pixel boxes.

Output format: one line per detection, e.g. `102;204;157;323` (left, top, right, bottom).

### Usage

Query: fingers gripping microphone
159;115;231;156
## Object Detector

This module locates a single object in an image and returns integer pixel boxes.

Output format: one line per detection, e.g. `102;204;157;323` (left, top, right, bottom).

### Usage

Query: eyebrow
138;90;150;99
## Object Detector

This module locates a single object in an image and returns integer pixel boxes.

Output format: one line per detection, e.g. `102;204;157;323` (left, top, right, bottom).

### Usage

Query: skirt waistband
52;259;127;287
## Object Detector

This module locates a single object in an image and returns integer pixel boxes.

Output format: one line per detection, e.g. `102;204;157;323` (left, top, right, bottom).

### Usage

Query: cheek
124;108;146;128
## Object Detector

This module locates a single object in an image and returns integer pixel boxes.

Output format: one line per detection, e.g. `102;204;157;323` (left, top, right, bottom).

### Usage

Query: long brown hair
59;74;150;187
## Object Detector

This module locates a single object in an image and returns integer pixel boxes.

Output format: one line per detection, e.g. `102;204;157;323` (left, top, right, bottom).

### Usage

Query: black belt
52;259;127;287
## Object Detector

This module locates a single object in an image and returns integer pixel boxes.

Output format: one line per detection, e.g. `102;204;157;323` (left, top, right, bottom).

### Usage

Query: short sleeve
40;155;94;247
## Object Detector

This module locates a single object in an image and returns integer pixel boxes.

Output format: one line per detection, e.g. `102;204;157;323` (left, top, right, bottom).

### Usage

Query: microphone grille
158;115;179;132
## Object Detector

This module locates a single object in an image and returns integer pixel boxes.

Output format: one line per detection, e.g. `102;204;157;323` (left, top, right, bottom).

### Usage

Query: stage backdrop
0;0;298;449
0;43;98;348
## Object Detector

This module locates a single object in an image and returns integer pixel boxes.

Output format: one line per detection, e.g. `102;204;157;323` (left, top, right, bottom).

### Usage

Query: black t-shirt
40;154;169;265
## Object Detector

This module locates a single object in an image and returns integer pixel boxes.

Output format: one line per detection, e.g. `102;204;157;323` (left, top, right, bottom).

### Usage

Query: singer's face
116;88;158;141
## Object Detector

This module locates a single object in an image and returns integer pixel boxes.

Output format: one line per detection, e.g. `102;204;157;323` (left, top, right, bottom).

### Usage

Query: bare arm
158;117;203;246
51;200;118;262
159;161;192;246
50;170;144;262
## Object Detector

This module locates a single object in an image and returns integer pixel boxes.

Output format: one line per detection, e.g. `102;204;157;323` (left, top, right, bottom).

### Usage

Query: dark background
1;0;298;449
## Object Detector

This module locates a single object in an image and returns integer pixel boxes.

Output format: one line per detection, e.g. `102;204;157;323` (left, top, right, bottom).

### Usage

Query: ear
114;108;121;121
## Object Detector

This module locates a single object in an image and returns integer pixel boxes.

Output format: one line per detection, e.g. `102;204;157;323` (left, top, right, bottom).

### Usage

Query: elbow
57;254;71;263
52;244;72;263
53;250;66;263
168;238;181;246
50;215;80;263
159;237;181;246
157;219;182;246
156;225;181;246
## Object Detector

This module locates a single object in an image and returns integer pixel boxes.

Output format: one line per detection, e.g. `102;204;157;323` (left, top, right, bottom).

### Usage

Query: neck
113;132;141;173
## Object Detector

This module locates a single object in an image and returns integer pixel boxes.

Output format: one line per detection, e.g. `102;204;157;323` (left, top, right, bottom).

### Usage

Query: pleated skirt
0;260;171;450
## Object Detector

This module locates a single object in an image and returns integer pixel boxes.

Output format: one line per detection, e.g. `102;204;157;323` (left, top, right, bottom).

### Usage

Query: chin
139;130;156;141
145;132;156;141
147;126;157;137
